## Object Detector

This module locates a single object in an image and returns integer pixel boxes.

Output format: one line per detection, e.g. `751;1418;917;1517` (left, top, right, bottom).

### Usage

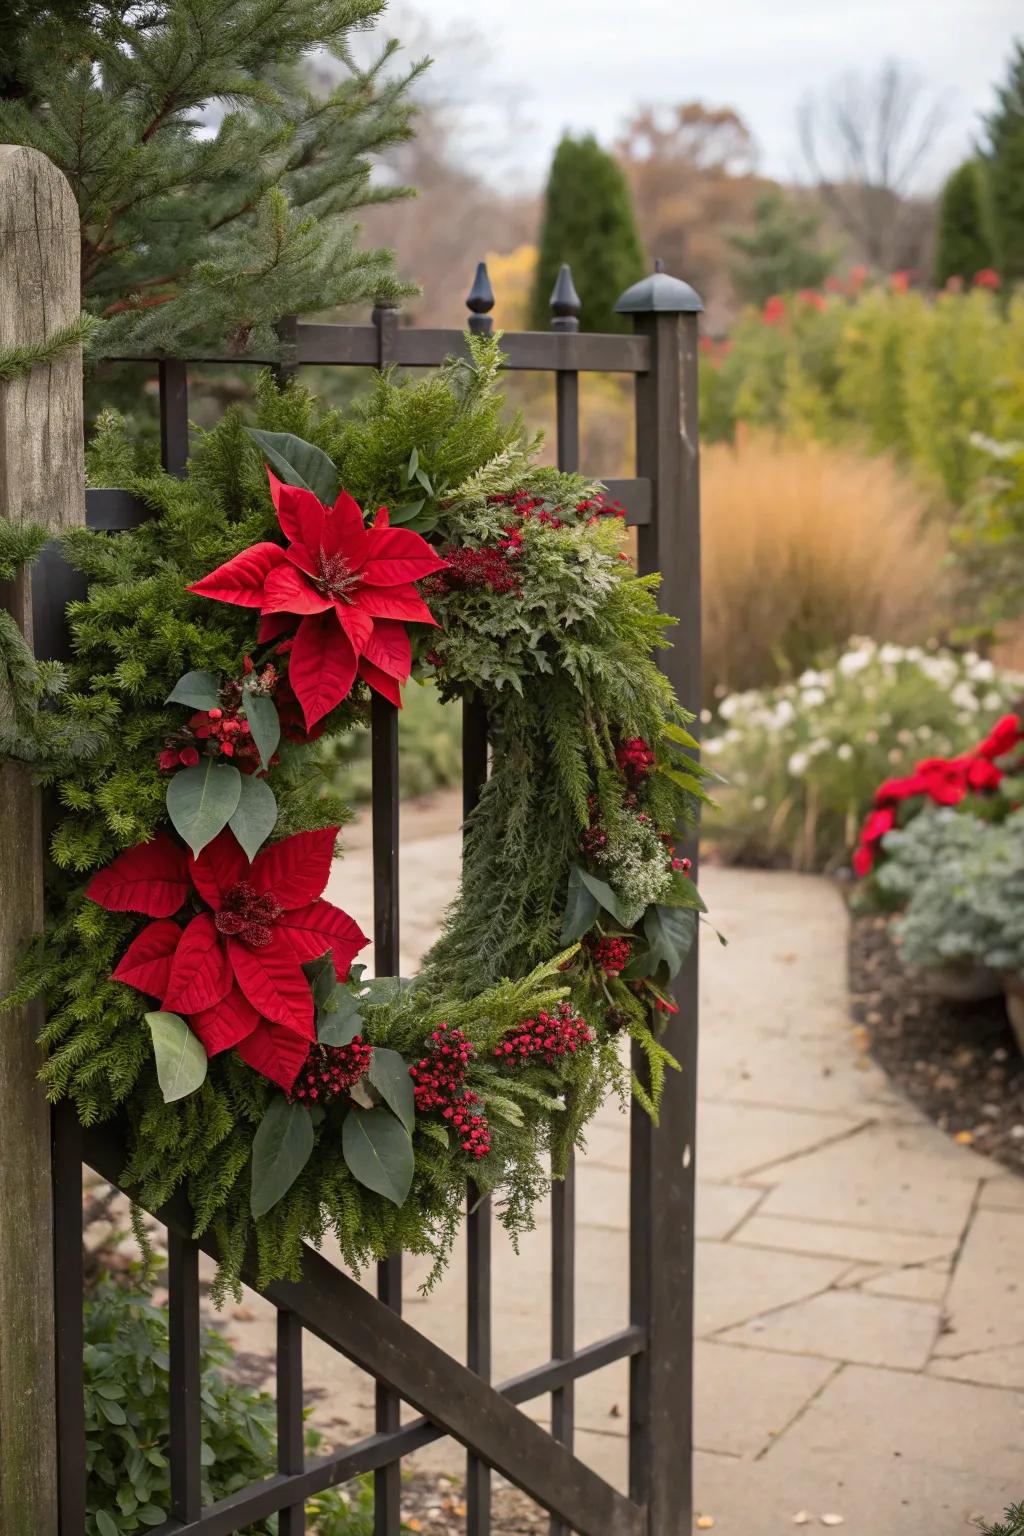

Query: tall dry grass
702;434;950;700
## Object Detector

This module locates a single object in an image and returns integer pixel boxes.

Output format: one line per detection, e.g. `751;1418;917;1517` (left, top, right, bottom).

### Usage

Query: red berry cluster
424;544;520;596
190;704;261;765
290;1037;373;1103
495;1002;593;1067
159;744;200;771
580;794;607;859
574;494;626;523
585;934;633;975
660;832;692;874
160;663;282;773
616;737;656;786
489;489;565;529
409;1022;491;1159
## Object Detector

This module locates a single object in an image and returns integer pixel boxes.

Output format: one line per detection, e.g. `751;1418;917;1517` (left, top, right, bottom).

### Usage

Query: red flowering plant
853;713;1024;880
189;469;447;728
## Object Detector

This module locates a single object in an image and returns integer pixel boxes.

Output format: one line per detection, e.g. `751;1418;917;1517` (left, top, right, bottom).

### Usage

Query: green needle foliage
0;0;427;357
934;160;996;288
529;134;645;333
979;1506;1024;1536
728;190;836;306
985;41;1024;283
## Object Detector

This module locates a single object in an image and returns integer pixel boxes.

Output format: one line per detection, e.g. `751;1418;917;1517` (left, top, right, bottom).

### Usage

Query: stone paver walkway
226;793;1024;1531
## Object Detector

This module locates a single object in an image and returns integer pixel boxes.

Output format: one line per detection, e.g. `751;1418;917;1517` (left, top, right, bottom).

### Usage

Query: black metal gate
44;261;702;1536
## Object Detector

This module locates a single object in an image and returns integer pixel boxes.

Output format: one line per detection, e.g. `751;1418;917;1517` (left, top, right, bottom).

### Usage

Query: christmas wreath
4;338;708;1296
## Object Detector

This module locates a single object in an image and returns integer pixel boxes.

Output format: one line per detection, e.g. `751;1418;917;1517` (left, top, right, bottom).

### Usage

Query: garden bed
849;911;1024;1175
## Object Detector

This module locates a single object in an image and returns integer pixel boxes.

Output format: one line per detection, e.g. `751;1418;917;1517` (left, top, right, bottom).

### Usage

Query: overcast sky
395;0;1019;192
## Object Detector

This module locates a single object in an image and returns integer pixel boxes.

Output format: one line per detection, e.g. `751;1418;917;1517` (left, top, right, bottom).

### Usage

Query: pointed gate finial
466;262;495;335
549;262;581;332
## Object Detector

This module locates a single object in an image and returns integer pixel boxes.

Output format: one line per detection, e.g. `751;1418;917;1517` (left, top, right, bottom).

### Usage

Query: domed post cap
614;259;703;315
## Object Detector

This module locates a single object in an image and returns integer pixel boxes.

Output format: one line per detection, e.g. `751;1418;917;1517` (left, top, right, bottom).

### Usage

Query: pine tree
985;41;1024;283
0;1;427;357
728;190;835;306
529;135;645;334
933;160;996;287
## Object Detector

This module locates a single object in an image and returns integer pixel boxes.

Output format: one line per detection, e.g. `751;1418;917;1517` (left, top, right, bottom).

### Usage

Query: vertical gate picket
464;267;495;1536
277;1311;306;1534
168;1231;204;1522
618;263;703;1535
549;262;582;1536
159;359;189;477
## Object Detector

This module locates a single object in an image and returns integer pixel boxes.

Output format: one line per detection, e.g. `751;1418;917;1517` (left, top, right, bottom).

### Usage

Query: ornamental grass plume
701;435;949;703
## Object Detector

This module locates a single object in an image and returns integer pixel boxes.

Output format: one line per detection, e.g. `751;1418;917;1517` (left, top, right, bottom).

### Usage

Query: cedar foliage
529;134;645;333
6;340;701;1294
728;190;835;305
985;41;1024;283
933;160;996;288
0;0;426;356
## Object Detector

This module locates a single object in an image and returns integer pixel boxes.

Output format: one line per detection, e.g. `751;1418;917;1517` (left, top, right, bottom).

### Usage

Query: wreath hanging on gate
3;338;709;1297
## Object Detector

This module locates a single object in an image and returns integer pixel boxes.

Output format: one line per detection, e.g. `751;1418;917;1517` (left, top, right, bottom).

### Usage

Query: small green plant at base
84;1271;396;1534
706;638;1023;872
978;1504;1024;1536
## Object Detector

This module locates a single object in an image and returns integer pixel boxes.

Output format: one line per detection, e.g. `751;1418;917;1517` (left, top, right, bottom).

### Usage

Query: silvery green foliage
873;809;985;906
894;809;1024;975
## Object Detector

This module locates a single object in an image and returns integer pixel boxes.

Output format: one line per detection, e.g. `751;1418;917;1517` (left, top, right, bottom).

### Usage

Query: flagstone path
222;792;1024;1532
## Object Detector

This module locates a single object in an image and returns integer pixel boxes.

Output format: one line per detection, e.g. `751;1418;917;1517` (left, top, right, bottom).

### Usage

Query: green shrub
893;810;1024;975
84;1272;388;1535
979;1505;1024;1536
706;638;1023;871
869;809;985;910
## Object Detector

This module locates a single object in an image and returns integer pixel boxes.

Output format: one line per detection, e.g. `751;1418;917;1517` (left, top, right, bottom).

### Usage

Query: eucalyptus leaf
166;760;241;856
247;428;340;505
386;498;426;525
342;1106;414;1205
165;670;221;711
303;950;336;1012
145;1011;208;1103
228;773;277;860
643;904;697;980
367;1047;415;1133
576;868;629;926
250;1097;315;1219
317;985;364;1047
561;864;599;943
242;687;280;770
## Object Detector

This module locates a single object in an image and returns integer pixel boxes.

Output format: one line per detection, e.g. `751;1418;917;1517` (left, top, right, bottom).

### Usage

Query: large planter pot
908;963;1003;1004
1001;974;1024;1054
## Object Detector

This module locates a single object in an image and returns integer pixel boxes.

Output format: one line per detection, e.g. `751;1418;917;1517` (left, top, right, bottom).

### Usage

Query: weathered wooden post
0;145;85;1534
616;264;702;1534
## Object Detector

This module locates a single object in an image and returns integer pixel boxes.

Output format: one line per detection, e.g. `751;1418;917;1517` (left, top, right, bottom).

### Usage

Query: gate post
616;266;702;1534
0;146;85;1535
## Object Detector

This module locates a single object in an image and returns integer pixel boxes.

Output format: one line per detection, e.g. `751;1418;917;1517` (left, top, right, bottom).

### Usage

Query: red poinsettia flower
188;472;447;728
87;827;367;1090
976;713;1022;762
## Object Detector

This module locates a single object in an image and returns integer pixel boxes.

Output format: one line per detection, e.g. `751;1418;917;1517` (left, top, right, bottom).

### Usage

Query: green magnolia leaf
166;760;241;856
577;868;629;926
367;1047;415;1133
303;950;336;1012
250;1097;315;1219
342;1106;414;1206
96;1511;120;1536
165;669;221;711
145;1012;208;1102
662;720;700;750
317;985;364;1047
643;904;697;980
228;773;277;860
247;428;340;505
561;865;599;943
242;687;280;770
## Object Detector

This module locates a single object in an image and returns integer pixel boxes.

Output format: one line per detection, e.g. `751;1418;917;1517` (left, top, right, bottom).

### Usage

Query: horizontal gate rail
79;1122;646;1536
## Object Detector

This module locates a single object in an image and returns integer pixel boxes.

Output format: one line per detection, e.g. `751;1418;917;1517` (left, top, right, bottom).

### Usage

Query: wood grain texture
0;144;84;1536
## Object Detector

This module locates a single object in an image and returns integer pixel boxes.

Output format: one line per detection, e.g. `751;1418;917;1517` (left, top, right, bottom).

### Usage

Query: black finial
549;262;581;332
466;261;495;335
654;257;665;274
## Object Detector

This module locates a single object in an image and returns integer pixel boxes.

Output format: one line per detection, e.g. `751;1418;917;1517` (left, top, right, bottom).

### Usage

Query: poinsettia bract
88;827;367;1090
189;472;447;726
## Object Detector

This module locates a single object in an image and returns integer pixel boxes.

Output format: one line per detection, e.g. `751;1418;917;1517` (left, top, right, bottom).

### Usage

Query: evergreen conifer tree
933;160;996;287
984;41;1024;283
529;134;645;334
728;190;834;305
0;0;427;357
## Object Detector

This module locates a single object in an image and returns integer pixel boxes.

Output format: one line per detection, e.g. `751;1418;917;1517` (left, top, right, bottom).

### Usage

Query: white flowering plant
706;638;1024;872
